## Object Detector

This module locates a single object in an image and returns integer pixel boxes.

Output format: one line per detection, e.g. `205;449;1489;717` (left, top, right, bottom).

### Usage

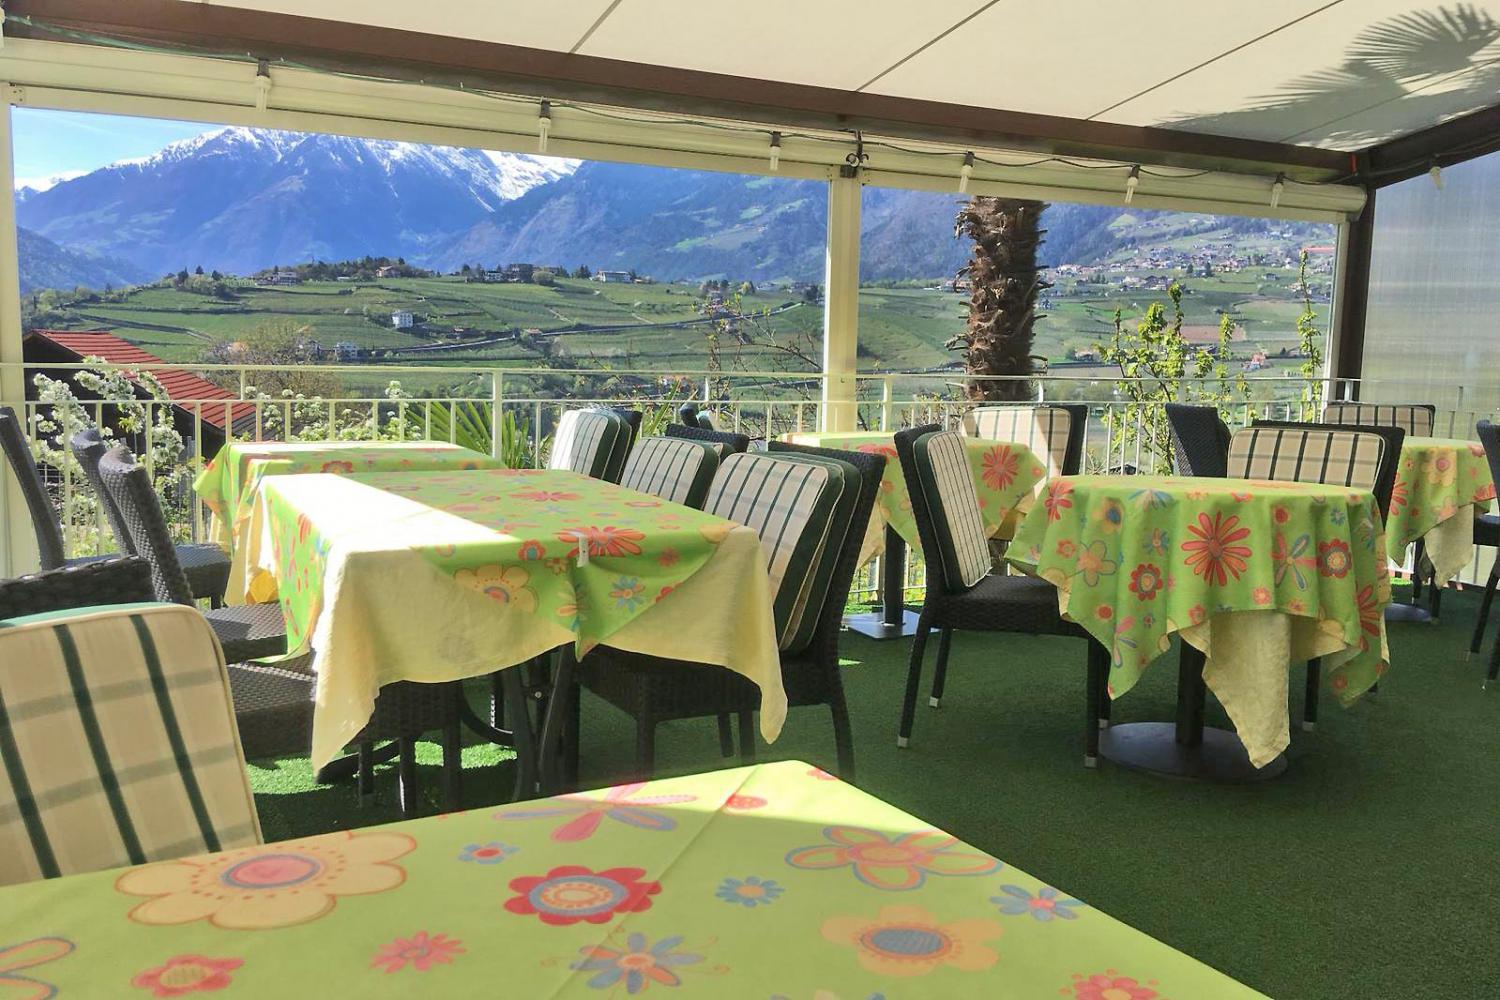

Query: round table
1008;475;1391;781
1385;436;1495;621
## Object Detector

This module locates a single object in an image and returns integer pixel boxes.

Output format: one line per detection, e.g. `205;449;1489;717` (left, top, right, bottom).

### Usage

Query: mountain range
14;126;1309;287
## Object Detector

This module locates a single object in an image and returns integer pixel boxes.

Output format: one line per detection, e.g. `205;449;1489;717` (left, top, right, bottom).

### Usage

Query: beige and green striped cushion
620;437;719;509
0;603;261;886
706;453;844;650
913;430;992;591
963;405;1074;477
1322;402;1434;438
1227;426;1386;491
761;453;861;653
549;409;627;479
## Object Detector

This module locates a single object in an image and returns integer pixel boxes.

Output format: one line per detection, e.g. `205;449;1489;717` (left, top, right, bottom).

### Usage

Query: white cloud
14;170;85;192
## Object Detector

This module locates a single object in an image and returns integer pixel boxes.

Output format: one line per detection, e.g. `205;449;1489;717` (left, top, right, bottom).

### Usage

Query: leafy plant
1096;283;1247;474
1295;249;1326;420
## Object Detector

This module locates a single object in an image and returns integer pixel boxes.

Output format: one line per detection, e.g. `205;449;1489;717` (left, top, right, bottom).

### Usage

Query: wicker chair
1164;403;1232;477
894;425;1111;764
0;405;112;571
618;436;720;508
1236;420;1403;730
69;428;231;606
1469;421;1500;674
0;556;153;620
961;403;1087;477
575;446;882;782
664;422;751;456
1323;402;1436;438
549;408;633;482
0;601;262;885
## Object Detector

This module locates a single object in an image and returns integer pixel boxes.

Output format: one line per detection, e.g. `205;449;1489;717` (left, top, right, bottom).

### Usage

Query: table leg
1098;641;1287;782
1386;542;1435;623
845;525;920;639
538;648;577;796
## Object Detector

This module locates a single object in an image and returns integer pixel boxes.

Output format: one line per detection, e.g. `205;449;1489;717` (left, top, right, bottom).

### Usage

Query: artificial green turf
249;584;1499;1000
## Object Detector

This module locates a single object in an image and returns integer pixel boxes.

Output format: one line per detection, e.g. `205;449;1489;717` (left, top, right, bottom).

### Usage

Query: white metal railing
5;360;1497;591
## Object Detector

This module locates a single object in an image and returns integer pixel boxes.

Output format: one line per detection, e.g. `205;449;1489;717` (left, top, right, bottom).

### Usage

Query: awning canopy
4;1;1498;217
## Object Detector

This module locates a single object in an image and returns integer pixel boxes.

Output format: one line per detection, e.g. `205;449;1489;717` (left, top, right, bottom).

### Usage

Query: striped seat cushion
549;409;629;480
1323;402;1434;438
706;453;846;650
759;453;862;653
0;603;261;886
913;430;992;590
1227;426;1386;491
619;437;719;509
963;405;1074;477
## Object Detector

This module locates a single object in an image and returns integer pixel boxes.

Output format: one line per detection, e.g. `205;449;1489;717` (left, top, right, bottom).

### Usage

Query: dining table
1008;474;1391;781
238;467;786;788
1383;436;1496;621
784;430;1044;639
0;759;1268;998
193;440;502;600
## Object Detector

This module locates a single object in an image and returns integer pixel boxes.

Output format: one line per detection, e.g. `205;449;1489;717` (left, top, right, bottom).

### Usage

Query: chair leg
635;717;656;778
397;740;420;819
566;678;582;788
357;741;376;806
1085;641;1106;768
1411;540;1425;601
829;696;856;784
441;721;462;811
1303;659;1320;732
929;629;953;708
1470;569;1498;657
499;668;538;803
737;711;755;764
716;713;735;757
898;621;932;748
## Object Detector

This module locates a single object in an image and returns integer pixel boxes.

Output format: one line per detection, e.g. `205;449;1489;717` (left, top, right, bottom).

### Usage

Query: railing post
880;376;894;432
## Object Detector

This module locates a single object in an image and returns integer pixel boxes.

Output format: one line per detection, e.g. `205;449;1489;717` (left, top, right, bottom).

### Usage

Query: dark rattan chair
1469;421;1500;675
70;428;231;606
0;556;154;619
894;425;1111;764
0;405;110;571
1165;403;1232;477
1238;419;1403;730
664;422;751;456
575;445;883;782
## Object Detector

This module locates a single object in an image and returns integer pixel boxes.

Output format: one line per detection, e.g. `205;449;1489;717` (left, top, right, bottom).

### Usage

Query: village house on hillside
592;270;632;284
391;310;415;329
255;270;301;286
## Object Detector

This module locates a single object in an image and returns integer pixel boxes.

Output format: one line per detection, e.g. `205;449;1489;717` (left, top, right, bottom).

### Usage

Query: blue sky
12;109;212;189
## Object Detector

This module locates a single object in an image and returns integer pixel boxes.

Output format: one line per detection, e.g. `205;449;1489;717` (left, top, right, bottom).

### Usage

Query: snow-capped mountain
16;127;576;276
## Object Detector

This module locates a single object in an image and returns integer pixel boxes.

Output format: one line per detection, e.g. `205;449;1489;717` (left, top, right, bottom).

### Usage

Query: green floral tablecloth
194;440;501;554
0;760;1266;998
785;432;1044;562
1386;437;1496;584
1008;475;1391;766
243;469;784;768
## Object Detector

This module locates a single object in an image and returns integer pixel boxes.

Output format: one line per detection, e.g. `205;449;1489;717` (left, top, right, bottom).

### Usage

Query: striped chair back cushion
619;437;719;508
0;603;261;886
963;405;1074;478
706;453;845;649
1322;403;1434;439
1227;426;1386;491
549;409;625;479
758;453;861;653
913;430;992;590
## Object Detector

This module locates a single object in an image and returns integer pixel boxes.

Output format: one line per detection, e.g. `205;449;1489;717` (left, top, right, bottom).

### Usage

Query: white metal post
0;92;36;576
822;173;861;432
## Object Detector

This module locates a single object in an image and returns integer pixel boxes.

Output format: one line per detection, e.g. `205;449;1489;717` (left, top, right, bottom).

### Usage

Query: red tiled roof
24;330;256;430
